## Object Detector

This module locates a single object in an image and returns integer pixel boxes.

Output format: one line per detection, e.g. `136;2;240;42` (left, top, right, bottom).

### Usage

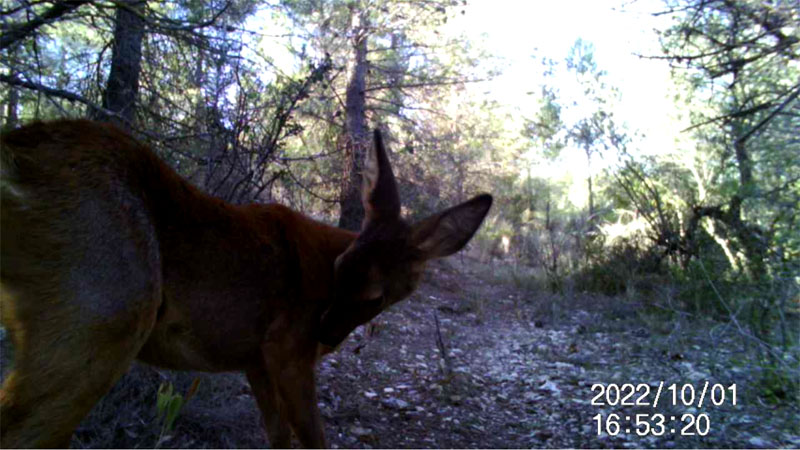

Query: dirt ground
2;257;798;448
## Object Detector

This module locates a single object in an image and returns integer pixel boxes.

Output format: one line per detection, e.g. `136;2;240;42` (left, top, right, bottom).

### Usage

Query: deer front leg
261;343;326;449
246;366;291;448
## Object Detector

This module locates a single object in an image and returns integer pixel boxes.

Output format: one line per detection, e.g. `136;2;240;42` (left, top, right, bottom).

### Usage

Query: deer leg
274;364;326;449
0;292;159;448
260;345;326;449
246;365;291;448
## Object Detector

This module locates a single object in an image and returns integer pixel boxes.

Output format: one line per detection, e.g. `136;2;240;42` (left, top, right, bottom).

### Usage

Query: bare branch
364;78;483;92
0;73;121;119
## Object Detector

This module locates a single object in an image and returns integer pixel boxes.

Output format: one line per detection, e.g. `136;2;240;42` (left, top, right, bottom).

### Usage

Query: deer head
318;130;493;348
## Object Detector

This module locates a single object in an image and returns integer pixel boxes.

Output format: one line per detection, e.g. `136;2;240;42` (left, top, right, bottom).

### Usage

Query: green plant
575;236;664;297
154;378;201;448
758;360;799;405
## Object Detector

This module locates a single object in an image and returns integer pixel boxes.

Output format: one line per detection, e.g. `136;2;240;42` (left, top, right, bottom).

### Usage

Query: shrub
575;236;665;297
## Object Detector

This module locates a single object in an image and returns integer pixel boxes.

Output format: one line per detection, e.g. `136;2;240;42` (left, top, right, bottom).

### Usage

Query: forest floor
2;257;798;448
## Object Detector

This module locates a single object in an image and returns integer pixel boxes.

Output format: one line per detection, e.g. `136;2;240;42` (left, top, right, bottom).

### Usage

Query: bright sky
443;0;685;206
451;0;673;106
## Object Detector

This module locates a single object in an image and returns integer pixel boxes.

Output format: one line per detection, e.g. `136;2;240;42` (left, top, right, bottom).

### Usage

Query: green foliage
757;356;800;404
574;235;665;297
671;254;739;315
155;378;201;447
523;85;564;160
659;0;798;339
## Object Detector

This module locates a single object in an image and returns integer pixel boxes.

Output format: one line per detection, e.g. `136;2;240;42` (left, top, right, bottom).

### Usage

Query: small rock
523;391;540;402
632;328;649;338
350;426;372;437
381;397;410;410
748;437;771;448
532;430;552;441
538;380;561;395
364;391;377;399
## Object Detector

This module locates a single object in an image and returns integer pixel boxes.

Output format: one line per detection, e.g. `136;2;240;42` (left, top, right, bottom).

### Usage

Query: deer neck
264;204;356;303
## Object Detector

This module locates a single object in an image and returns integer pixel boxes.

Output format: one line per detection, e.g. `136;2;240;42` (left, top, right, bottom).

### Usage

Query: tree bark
5;84;18;129
96;0;146;130
586;146;594;219
338;11;370;231
728;71;766;284
4;48;19;129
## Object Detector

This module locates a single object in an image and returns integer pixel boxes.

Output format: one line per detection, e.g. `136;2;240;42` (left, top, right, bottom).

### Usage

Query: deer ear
410;194;493;260
362;129;400;225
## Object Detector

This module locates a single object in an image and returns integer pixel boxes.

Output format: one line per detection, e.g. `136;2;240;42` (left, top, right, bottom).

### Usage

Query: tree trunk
586;147;594;218
545;198;551;231
4;48;19;129
5;86;18;129
96;0;145;130
338;11;370;231
727;71;766;284
731;126;767;283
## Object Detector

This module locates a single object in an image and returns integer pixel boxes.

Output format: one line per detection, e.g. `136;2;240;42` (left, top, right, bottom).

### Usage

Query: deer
0;119;492;448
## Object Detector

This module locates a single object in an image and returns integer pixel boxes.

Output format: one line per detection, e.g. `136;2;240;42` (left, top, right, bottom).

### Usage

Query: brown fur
0;121;492;448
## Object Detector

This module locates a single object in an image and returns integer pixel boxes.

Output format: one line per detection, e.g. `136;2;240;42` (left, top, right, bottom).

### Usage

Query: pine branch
0;74;121;119
0;1;89;51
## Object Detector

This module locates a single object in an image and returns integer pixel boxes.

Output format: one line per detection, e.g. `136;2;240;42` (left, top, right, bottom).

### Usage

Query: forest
0;0;798;448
